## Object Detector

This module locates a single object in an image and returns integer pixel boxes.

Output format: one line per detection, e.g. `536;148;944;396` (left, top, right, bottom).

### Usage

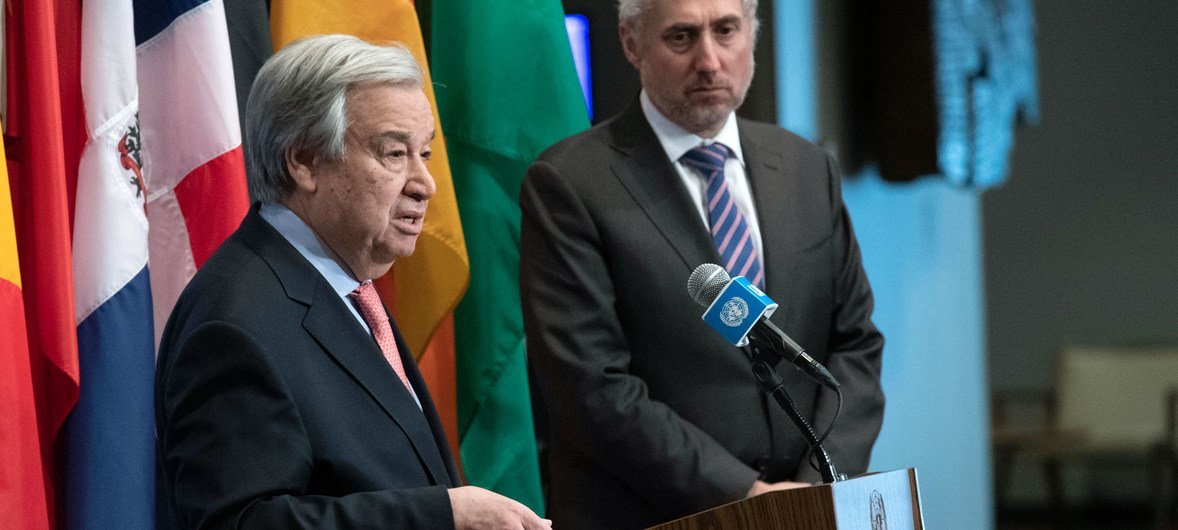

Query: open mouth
394;212;425;233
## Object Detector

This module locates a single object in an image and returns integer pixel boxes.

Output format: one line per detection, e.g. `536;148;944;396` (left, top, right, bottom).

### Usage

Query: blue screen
565;14;593;120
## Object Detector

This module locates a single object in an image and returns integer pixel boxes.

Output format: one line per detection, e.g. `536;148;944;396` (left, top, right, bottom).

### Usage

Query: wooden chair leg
1165;389;1178;528
1151;444;1164;529
1044;457;1065;521
1170;455;1178;527
994;448;1014;516
1155;444;1176;530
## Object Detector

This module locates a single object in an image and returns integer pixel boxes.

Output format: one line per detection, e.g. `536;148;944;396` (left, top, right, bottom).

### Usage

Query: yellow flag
271;0;470;358
1;148;22;290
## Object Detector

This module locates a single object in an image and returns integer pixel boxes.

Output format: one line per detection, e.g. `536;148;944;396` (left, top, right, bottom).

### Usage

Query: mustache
687;73;732;92
686;83;732;93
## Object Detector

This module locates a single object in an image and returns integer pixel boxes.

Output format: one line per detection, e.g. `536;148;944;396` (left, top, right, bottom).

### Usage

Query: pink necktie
349;281;415;397
681;143;764;288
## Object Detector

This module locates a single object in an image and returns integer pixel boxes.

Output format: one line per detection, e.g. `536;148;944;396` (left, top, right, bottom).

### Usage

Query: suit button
754;455;770;477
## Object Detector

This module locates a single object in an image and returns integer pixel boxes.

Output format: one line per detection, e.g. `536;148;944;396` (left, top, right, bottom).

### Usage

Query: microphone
687;263;840;390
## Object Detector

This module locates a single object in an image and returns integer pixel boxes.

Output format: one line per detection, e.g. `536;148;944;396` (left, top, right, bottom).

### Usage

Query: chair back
1056;346;1178;451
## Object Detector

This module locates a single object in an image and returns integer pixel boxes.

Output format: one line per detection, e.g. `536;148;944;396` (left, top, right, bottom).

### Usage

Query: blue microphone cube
701;276;778;347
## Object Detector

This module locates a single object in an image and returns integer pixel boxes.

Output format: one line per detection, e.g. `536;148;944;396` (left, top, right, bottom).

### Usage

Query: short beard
665;63;755;136
667;99;742;136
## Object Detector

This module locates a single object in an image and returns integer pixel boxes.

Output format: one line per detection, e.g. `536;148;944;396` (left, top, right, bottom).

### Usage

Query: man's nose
406;157;436;201
694;34;722;72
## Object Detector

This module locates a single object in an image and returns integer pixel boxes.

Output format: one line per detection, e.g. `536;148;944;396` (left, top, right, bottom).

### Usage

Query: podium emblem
870;490;887;530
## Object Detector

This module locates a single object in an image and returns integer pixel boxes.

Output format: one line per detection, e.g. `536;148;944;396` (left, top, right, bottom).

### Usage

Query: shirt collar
259;202;364;299
639;89;744;165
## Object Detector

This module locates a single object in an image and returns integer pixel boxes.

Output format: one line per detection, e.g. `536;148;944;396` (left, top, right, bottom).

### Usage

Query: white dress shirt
639;90;765;263
260;202;422;408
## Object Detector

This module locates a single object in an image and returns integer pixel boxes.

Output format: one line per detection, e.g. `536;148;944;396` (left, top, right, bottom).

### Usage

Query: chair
992;346;1178;527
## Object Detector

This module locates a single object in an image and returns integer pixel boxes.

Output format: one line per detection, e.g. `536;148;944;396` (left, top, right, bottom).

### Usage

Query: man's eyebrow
711;15;742;27
663;22;701;34
373;130;436;144
662;15;742;34
374;130;413;143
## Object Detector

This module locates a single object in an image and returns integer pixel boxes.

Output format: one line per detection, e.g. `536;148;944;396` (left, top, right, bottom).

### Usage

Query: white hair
244;34;423;204
617;0;760;41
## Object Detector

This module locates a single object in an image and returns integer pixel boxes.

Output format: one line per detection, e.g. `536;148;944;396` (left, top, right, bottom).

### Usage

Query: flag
0;127;52;530
58;0;155;525
5;0;245;525
431;0;589;513
133;0;250;342
223;0;271;135
4;0;83;521
270;0;471;462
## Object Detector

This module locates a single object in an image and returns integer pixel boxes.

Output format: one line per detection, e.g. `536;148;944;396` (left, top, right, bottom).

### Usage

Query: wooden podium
647;468;924;530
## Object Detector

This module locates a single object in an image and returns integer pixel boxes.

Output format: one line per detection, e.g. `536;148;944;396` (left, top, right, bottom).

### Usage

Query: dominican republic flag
65;0;155;527
62;0;248;526
134;0;250;342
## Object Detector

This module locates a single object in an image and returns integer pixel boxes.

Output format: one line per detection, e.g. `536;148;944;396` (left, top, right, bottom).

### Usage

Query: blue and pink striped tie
681;143;764;288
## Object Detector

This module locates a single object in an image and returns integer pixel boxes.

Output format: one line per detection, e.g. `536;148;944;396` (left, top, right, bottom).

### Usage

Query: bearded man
519;1;886;528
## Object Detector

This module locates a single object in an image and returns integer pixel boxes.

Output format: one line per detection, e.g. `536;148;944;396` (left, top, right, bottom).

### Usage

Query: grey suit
155;206;460;529
520;102;884;529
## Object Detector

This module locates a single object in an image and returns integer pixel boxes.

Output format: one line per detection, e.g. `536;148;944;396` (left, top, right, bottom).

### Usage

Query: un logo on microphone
719;297;749;327
701;275;776;347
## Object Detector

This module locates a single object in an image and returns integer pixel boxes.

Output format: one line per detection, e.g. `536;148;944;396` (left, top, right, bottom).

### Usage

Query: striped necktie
680;143;764;288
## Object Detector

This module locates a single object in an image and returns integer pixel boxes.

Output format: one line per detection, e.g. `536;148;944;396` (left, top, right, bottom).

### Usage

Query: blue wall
844;176;992;529
776;2;993;528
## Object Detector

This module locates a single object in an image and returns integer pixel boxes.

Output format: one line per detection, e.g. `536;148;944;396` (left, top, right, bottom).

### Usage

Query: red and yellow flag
270;0;470;466
4;0;83;520
0;127;52;530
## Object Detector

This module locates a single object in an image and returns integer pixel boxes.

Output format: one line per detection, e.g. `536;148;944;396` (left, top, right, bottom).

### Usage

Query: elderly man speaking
155;35;548;530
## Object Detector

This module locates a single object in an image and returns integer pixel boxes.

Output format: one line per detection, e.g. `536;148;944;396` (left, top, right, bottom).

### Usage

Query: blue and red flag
4;0;247;526
58;0;248;527
133;0;250;337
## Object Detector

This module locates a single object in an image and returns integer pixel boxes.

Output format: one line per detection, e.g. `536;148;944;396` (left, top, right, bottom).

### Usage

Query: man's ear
285;145;319;194
619;23;643;69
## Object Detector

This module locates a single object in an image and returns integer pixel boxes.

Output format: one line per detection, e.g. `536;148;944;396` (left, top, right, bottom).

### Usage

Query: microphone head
687;263;731;307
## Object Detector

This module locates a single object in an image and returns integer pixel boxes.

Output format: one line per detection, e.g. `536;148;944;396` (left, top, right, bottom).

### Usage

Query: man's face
305;84;436;281
622;0;755;137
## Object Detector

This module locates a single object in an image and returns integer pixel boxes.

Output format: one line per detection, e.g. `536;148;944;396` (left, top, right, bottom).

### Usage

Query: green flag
430;0;589;514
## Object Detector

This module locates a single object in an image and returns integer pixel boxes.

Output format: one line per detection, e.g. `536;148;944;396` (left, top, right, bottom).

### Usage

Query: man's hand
746;479;809;498
448;486;552;530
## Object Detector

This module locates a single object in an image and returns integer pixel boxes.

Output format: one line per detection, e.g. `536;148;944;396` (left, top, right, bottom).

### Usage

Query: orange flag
269;0;470;466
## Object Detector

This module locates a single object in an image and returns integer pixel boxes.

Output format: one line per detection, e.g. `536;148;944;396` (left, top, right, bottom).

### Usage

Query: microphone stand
746;346;845;484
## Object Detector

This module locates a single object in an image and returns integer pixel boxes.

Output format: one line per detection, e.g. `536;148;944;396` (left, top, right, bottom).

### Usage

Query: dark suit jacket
520;103;885;529
155;205;460;529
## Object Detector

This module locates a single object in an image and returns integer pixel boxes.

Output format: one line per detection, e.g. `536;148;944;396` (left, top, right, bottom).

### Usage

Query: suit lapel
740;123;784;296
390;324;461;486
740;120;807;299
302;297;451;486
239;207;452;487
608;103;719;271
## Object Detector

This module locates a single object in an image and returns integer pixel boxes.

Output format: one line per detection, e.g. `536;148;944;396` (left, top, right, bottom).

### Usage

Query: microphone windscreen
687;263;730;307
